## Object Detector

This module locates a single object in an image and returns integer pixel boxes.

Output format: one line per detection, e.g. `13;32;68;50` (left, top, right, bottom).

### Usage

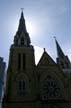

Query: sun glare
26;20;37;37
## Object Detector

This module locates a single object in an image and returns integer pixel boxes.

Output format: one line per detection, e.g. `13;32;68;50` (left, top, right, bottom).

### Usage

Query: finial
53;36;56;40
43;48;46;52
21;8;24;12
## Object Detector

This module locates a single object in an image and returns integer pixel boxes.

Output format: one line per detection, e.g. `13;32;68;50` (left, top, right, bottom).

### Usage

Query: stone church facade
2;11;71;108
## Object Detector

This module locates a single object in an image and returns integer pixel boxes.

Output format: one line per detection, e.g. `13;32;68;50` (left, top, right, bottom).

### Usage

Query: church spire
14;11;31;46
54;37;71;69
54;37;65;59
17;10;27;35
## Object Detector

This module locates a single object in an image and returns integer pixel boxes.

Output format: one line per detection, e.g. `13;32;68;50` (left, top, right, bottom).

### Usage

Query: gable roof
37;50;66;81
37;50;56;67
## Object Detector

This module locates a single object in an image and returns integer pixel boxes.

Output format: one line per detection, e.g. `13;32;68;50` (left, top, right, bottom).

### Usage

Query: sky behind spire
0;0;71;65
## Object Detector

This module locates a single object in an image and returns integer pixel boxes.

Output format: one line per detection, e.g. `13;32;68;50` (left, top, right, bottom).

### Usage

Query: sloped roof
37;50;56;67
37;50;66;82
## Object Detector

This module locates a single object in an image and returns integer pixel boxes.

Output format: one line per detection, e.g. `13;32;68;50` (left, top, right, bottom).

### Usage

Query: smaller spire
54;37;71;69
54;37;65;59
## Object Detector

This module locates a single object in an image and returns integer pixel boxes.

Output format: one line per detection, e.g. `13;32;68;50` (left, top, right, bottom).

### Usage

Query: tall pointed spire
54;37;65;59
54;37;71;69
17;10;27;35
14;10;31;46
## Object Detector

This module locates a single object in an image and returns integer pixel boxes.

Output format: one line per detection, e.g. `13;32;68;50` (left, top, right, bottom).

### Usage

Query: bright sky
0;0;71;65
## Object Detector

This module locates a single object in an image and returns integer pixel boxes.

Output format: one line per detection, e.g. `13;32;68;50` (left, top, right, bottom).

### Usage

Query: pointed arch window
18;80;25;95
21;37;24;45
23;54;26;69
18;53;21;69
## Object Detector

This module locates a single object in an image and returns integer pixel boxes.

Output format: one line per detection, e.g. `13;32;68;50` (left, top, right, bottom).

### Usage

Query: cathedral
2;11;71;108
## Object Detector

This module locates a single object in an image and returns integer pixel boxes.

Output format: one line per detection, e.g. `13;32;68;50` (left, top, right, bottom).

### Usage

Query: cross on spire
53;36;56;40
21;8;24;12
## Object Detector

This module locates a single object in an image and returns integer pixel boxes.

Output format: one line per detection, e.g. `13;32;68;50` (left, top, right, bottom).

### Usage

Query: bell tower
2;11;37;108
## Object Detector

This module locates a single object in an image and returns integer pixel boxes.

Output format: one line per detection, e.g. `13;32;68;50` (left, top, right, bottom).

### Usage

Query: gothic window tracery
40;75;61;100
